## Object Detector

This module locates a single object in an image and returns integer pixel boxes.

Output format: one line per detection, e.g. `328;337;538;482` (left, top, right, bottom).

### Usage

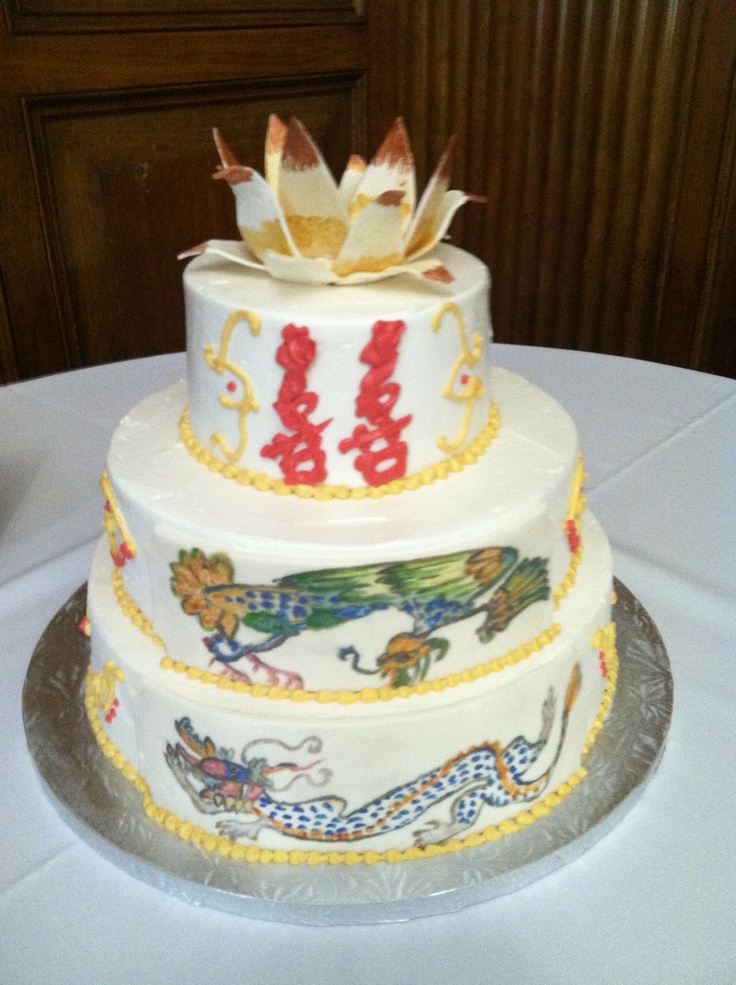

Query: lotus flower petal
264;114;287;195
181;118;481;285
178;238;263;271
337;154;367;211
405;135;467;258
261;251;336;284
348;118;416;229
277;118;349;259
407;188;470;261
332;190;406;278
212;129;298;260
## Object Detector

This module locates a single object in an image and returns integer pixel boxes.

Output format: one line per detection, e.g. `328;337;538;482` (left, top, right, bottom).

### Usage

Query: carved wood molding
4;0;365;36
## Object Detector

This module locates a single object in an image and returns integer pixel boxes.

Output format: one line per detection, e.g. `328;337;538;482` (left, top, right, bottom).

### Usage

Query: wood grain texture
26;80;367;369
369;0;736;376
1;0;735;381
0;10;368;382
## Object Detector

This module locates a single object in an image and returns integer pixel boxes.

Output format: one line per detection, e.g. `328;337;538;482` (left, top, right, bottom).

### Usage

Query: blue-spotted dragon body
164;663;582;848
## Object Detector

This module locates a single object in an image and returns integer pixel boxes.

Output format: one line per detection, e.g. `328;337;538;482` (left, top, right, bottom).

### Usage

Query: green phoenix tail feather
478;558;550;640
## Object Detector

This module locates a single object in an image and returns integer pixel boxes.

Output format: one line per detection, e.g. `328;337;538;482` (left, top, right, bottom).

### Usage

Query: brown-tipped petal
265;114;287;191
281;117;323;171
332;191;406;278
266;114;287;156
349;118;416;226
215;164;299;260
405;189;469;260
405;134;457;253
277;118;347;256
346;153;367;172
212;164;254;186
337;154;367;210
335;254;456;286
177;242;209;259
372;118;412;168
213;128;241;168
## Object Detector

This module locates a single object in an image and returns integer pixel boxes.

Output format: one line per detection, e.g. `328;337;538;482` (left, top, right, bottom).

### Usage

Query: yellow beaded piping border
554;541;582;608
108;559;561;704
161;623;560;705
582;621;618;756
179;402;501;499
111;569;164;648
84;653;617;867
160;624;561;705
553;452;587;607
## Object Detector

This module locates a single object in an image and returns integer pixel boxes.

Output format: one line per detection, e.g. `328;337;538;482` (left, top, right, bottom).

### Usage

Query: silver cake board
23;579;672;925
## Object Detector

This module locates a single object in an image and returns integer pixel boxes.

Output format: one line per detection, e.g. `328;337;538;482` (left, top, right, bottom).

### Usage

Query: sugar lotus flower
180;116;479;285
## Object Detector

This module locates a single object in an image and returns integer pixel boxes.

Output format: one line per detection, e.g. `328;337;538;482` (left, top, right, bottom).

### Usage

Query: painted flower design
170;549;236;636
180;116;480;285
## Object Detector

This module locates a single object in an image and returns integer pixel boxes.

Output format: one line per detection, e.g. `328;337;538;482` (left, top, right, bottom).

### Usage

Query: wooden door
0;1;368;382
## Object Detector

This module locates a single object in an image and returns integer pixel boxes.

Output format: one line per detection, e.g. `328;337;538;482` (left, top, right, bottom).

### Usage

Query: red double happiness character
261;324;330;485
339;319;412;486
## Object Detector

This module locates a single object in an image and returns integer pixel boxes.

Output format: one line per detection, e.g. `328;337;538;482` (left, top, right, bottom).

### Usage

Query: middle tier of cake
96;366;588;695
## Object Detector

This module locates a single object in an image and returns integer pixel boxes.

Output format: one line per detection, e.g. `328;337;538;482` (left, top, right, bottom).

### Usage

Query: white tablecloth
1;346;734;984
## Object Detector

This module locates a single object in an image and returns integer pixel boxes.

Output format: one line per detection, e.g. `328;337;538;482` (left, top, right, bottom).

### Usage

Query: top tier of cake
182;243;495;493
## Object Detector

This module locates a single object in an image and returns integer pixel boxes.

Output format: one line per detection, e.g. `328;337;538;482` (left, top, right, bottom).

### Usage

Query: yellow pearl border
112;569;164;648
554;543;582;607
179;403;501;499
159;624;561;704
84;661;603;867
582;621;618;755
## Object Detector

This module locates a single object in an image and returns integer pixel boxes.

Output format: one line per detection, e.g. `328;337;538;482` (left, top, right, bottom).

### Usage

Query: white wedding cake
84;118;616;864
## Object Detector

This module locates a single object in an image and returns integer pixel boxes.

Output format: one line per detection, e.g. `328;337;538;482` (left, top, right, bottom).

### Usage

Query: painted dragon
164;663;581;847
170;545;550;688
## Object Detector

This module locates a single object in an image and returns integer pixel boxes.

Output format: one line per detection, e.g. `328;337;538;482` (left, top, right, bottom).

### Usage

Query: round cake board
23;579;671;926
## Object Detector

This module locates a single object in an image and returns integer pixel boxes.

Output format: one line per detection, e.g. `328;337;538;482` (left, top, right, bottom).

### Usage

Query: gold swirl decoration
204;309;262;462
87;660;125;716
84;660;593;867
180;402;500;499
431;301;485;454
566;452;587;527
100;469;137;561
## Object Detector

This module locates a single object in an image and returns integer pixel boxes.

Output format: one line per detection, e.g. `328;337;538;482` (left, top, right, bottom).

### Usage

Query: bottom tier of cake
85;512;616;864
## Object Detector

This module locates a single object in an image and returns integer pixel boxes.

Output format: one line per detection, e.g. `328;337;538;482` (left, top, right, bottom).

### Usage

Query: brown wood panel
0;6;368;383
0;25;367;97
369;0;736;377
26;78;366;368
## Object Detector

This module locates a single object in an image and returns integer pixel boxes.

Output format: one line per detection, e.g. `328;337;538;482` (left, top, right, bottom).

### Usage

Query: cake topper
180;116;482;285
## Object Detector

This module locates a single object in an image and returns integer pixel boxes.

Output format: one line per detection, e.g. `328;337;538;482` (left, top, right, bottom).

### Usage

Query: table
1;346;734;985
